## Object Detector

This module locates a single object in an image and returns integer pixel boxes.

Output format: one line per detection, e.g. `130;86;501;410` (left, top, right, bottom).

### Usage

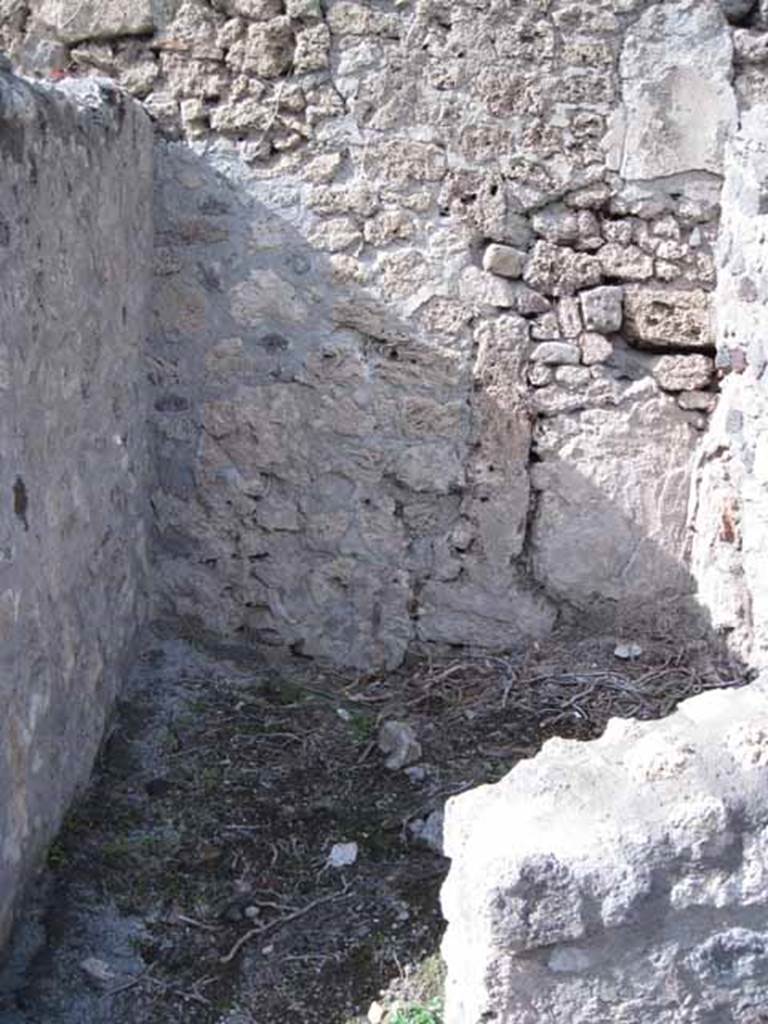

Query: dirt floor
0;625;748;1024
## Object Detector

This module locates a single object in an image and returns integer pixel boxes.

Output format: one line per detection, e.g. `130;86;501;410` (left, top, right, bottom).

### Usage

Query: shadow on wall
145;140;736;673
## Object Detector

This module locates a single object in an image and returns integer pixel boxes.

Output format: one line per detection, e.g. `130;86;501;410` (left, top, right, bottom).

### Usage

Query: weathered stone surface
0;0;728;712
530;389;698;610
652;353;715;392
530;342;581;366
459;266;521;309
623;286;713;350
482;243;526;280
678;390;718;413
0;74;151;948
579;332;613;366
691;107;768;666
598;243;654;281
416;578;556;650
617;0;737;180
523;241;602;297
442;676;768;1023
531;205;600;247
33;0;155;42
580;286;623;334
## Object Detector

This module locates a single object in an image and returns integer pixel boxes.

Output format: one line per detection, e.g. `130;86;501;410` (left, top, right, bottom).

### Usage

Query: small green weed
46;840;68;869
348;710;376;742
389;999;442;1024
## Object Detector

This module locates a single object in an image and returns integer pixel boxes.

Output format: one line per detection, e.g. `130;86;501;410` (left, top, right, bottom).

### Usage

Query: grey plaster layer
441;675;768;1023
0;72;153;948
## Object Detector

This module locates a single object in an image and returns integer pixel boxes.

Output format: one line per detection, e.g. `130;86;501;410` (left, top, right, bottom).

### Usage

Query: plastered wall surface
0;72;153;948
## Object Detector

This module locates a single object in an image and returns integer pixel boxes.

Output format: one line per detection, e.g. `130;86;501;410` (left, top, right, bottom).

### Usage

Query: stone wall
1;0;737;668
691;98;768;668
0;72;153;947
439;9;768;1021
442;675;768;1023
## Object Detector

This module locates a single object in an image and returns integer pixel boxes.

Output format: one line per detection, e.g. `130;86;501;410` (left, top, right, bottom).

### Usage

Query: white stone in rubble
580;286;624;334
530;343;581;366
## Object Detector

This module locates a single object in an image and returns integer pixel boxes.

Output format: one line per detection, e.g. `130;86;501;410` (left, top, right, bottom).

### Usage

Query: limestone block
554;366;591;388
598;243;654;281
362;140;446;184
618;0;737;179
223;0;283;18
209;96;270;134
326;1;400;37
308;216;362;252
33;0;155;42
230;270;310;327
482;243;526;280
391;445;464;496
530;392;697;608
530;342;581;366
733;28;768;64
153;2;222;58
461;267;532;310
286;0;322;19
580;286;623;334
294;22;330;71
528;364;552;387
579;332;613;365
243;17;295;77
531;313;560;341
652;354;715;392
523;241;602;297
623;286;713;350
441;676;768;1023
556;297;581;338
678;390;718;413
531;205;600;246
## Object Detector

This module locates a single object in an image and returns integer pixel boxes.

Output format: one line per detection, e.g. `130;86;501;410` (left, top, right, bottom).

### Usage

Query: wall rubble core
2;0;736;669
439;2;768;1020
0;72;153;949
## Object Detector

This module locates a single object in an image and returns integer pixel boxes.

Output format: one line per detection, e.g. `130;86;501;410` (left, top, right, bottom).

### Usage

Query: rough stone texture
0;73;152;948
32;0;155;43
691;105;768;668
0;1;737;659
580;285;623;334
441;676;768;1023
530;385;699;611
652;353;716;392
482;243;526;280
624;286;714;350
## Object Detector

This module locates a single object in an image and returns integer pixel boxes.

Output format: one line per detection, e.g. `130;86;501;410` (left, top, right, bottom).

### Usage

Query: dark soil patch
0;627;746;1024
